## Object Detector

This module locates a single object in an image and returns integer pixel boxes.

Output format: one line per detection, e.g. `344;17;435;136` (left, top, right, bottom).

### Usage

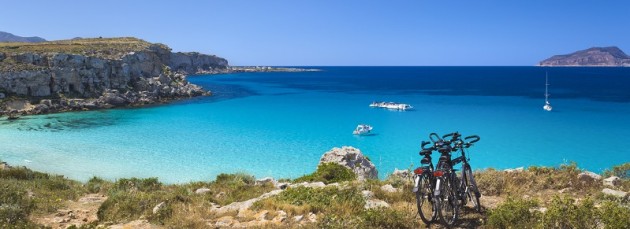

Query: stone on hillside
578;171;602;183
365;199;390;209
0;162;11;170
380;184;400;193
194;187;211;194
255;177;277;186
603;176;621;187
504;167;524;173
307;212;317;223
601;188;627;198
272;210;287;224
152;202;166;214
361;190;374;199
390;168;411;179
290;182;326;189
293;215;304;222
319;146;378;181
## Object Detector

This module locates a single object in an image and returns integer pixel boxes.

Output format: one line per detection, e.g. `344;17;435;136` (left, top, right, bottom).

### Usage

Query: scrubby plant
359;208;416;229
254;186;364;216
598;200;630;229
112;177;161;192
294;163;357;184
603;162;630;179
486;197;540;228
0;183;34;226
541;196;598;229
85;176;111;193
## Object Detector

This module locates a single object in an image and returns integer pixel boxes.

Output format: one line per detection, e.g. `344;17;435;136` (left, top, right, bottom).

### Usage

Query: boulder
380;184;400;193
578;171;602;183
319;146;378;181
365;199;390;209
601;188;628;198
390;168;411;179
603;176;621;187
255;177;277;186
152;202;166;214
194;187;211;194
504;167;524;173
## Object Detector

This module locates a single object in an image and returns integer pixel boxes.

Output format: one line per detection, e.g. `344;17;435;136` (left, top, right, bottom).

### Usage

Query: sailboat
543;72;553;111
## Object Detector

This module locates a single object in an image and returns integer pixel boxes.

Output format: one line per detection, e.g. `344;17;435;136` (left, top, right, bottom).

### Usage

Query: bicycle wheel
416;174;436;224
437;175;459;226
464;165;481;213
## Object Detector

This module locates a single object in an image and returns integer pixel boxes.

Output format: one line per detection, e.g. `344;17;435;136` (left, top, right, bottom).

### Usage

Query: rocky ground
1;147;628;228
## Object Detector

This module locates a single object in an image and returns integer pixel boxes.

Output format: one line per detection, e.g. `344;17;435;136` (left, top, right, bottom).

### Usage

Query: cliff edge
0;37;228;116
539;46;630;66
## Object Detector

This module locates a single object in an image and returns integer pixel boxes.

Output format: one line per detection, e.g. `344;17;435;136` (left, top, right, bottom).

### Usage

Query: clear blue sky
2;1;629;66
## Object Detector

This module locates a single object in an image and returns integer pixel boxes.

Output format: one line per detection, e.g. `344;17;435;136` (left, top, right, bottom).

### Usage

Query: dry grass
0;37;160;59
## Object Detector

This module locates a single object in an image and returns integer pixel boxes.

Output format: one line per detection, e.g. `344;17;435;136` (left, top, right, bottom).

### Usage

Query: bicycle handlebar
429;133;441;143
465;135;480;144
421;141;431;149
442;132;461;141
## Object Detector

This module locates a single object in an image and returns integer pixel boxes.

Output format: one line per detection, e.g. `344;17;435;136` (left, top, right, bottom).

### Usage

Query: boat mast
545;71;549;103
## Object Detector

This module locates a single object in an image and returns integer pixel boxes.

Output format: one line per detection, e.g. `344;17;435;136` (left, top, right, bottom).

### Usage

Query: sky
1;1;629;66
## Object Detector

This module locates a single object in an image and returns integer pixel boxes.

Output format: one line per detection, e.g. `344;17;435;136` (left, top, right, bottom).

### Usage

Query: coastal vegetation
1;158;628;228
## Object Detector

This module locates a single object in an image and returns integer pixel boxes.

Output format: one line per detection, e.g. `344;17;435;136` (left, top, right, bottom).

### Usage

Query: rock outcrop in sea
539;46;630;66
319;146;378;181
0;37;228;116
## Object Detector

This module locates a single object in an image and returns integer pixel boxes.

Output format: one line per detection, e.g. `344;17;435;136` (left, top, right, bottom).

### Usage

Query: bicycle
433;132;482;226
430;132;460;226
449;133;482;213
413;140;438;225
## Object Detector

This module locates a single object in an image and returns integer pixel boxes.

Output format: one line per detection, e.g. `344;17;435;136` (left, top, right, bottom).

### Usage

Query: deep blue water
1;67;629;183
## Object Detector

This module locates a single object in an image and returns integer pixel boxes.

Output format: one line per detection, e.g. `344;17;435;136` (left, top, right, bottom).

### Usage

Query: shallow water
1;67;629;183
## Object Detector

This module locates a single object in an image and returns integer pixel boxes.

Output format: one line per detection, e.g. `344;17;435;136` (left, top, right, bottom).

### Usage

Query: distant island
539;46;630;66
0;31;46;43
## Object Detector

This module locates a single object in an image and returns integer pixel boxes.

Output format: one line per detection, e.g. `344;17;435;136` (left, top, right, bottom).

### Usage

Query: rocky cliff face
169;52;229;74
0;38;229;116
539;46;630;66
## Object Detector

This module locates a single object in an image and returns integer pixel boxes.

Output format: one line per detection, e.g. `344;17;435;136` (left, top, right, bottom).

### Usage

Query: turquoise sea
1;67;629;183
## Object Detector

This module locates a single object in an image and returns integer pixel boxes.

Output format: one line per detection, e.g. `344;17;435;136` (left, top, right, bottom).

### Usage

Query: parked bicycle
428;132;482;227
413;140;438;224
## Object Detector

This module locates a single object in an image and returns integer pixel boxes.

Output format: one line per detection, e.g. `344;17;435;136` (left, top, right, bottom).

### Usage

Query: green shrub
85;176;111;193
603;162;630;179
294;163;357;184
97;190;173;223
254;186;364;216
598;201;630;229
0;184;34;226
541;196;597;229
112;177;161;192
486;197;540;228
359;208;415;229
215;173;255;186
0;166;49;180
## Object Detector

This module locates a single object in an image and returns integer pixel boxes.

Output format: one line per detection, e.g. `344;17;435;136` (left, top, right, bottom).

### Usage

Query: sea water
1;67;629;183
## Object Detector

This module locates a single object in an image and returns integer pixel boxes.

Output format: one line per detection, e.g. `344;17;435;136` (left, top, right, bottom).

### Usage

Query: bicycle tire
437;175;459;227
416;174;437;224
464;165;481;213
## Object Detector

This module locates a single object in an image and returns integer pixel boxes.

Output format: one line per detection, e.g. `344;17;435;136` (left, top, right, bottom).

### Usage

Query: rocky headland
539;46;630;66
0;37;228;117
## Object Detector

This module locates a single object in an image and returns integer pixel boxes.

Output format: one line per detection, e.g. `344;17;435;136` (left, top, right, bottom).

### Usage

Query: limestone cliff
0;37;228;116
539;46;630;66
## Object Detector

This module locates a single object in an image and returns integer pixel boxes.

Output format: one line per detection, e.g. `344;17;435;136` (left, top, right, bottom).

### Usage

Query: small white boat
369;101;413;111
543;72;553;111
353;124;373;135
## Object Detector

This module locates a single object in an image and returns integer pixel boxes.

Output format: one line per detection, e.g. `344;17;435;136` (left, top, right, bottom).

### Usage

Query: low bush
359;208;416;229
486;197;540;228
294;163;357;184
541;196;598;229
112;177;162;192
599;200;630;229
0;183;34;226
253;186;364;216
85;176;111;193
